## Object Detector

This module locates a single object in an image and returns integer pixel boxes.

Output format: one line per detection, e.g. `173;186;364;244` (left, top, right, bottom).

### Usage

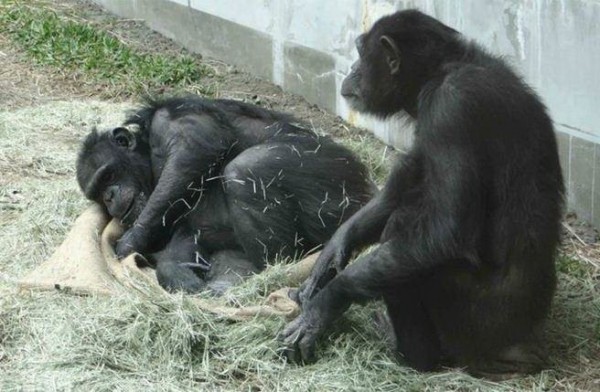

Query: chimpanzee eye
103;171;116;184
115;135;129;148
355;35;365;56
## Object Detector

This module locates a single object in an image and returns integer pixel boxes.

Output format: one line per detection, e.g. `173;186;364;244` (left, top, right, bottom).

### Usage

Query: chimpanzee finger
298;278;317;304
283;343;302;364
333;253;345;273
299;266;339;304
279;323;304;363
279;317;303;341
115;240;135;260
180;262;211;272
288;287;301;304
299;333;317;364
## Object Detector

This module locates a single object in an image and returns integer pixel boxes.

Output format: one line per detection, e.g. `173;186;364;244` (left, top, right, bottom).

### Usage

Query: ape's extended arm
116;112;235;258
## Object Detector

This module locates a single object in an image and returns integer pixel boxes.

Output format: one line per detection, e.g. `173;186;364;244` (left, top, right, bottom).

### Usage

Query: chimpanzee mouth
343;96;366;112
340;90;358;99
120;192;148;227
120;199;136;225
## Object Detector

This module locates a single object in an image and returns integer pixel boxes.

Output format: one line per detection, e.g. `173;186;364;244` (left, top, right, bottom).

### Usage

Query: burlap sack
18;204;317;320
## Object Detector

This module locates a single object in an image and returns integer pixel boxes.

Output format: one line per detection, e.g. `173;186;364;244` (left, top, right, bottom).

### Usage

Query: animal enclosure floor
0;1;599;391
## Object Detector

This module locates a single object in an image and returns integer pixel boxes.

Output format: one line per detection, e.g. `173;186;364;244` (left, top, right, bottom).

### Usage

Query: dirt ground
1;1;599;391
0;0;371;140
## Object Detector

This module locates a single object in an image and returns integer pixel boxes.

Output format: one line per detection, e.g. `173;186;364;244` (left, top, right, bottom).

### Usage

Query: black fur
281;10;564;377
76;96;375;294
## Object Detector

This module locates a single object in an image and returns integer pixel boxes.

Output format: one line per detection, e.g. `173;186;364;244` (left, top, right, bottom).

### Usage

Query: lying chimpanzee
76;97;375;294
281;10;564;377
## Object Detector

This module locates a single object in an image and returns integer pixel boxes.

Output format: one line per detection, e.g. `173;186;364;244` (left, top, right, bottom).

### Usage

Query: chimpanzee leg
222;145;311;267
205;250;261;295
150;227;211;293
280;241;443;363
383;287;442;371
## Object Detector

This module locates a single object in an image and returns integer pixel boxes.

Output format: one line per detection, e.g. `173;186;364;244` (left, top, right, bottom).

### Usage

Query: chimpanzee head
76;126;152;227
341;10;460;118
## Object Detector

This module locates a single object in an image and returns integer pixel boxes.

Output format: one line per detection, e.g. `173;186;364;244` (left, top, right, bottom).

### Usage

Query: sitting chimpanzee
76;97;375;294
281;10;564;377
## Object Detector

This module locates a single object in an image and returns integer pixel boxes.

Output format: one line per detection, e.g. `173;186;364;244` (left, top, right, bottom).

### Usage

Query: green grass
0;1;213;96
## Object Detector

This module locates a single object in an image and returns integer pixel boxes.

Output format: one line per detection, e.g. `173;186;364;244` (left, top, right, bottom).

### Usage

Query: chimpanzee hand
279;299;331;364
294;234;350;305
115;226;150;259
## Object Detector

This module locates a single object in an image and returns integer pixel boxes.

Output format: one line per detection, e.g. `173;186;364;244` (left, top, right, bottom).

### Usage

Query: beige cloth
18;204;317;320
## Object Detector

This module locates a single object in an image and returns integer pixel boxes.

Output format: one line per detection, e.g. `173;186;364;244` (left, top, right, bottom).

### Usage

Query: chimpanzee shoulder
124;96;229;133
213;99;296;124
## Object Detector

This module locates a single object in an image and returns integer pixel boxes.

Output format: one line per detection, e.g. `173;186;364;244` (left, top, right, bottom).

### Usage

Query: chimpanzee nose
103;188;115;204
341;77;355;98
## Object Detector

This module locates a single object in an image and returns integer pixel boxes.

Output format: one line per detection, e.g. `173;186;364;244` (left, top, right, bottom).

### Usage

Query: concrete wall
94;0;600;226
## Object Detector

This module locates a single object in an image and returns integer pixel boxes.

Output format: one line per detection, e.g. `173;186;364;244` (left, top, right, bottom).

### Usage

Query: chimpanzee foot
467;343;548;380
156;261;206;294
372;309;397;353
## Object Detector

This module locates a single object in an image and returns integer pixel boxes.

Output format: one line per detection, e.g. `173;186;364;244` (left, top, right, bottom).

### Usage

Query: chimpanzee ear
379;35;401;75
111;127;136;150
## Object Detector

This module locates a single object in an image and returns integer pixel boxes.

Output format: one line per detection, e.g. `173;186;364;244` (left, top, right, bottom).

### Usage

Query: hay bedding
3;99;598;392
17;189;317;321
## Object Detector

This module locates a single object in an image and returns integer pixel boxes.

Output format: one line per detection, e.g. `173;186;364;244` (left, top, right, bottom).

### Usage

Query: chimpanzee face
340;30;406;118
341;11;459;118
76;127;152;227
340;35;368;113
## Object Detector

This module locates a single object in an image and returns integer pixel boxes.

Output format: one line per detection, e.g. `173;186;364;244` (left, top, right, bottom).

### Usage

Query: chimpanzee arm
282;142;483;363
296;152;422;303
116;114;235;258
336;153;422;249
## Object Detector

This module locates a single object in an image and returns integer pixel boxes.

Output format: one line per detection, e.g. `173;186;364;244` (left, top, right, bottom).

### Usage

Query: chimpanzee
76;97;375;294
281;10;564;376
